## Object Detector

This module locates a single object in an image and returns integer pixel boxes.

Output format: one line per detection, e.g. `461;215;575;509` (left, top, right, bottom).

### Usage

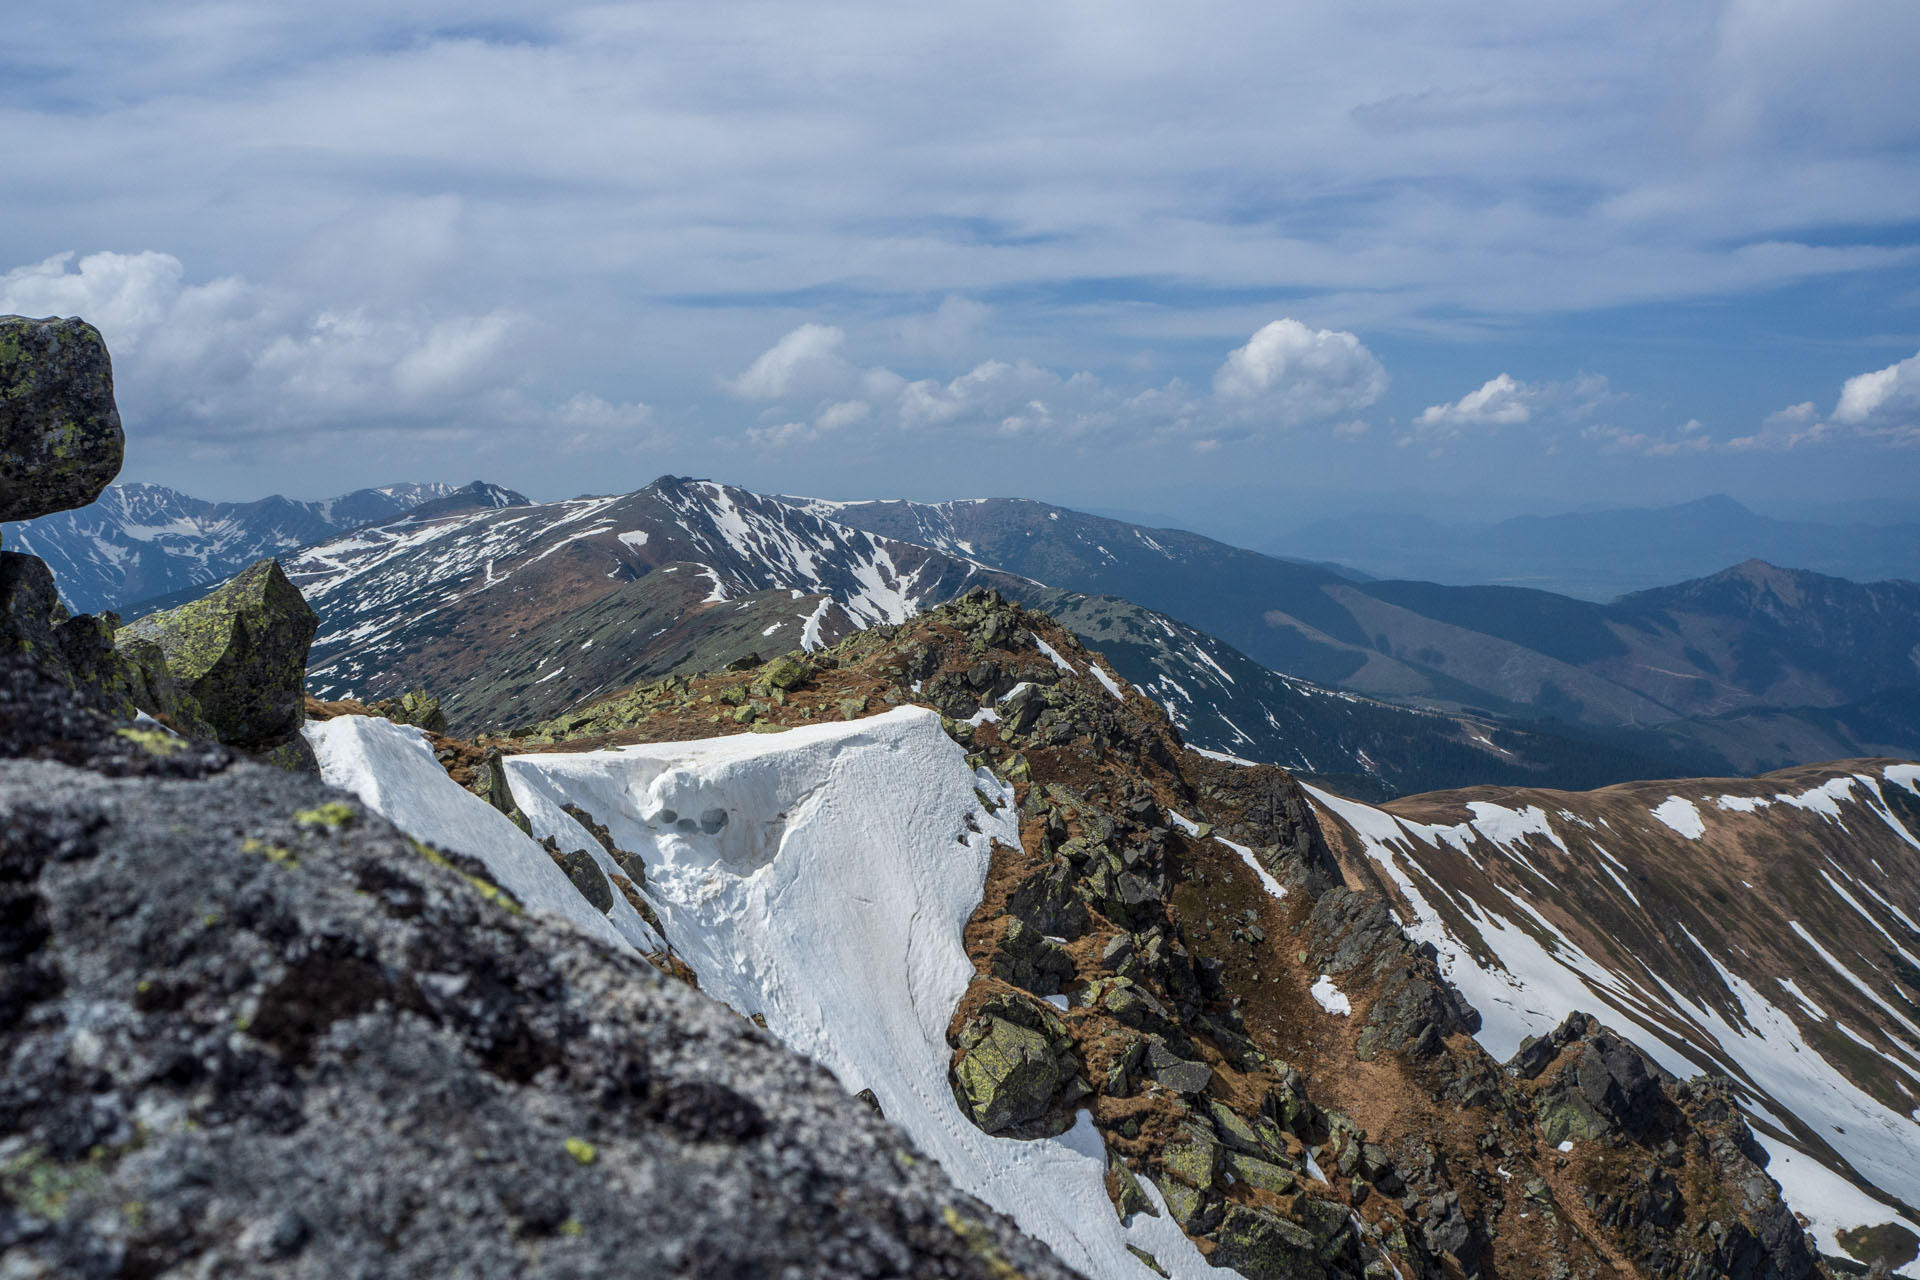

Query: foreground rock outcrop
0;317;122;526
0;651;1086;1280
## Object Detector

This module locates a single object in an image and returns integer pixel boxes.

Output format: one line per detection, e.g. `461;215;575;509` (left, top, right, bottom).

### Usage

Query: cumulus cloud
1721;352;1920;452
0;250;541;436
1411;372;1612;445
1211;319;1387;423
740;317;1375;451
1414;373;1534;429
726;324;851;400
1832;348;1920;425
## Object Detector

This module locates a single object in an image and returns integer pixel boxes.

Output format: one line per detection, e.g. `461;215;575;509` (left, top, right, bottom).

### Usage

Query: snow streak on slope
1309;763;1920;1274
651;480;980;627
503;708;1214;1279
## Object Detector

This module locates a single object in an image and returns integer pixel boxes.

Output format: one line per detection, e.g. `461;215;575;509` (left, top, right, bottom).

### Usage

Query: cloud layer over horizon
1;1;1916;522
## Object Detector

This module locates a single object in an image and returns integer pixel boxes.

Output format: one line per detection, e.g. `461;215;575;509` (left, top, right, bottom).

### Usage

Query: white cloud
1412;371;1612;443
1833;349;1920;425
0;250;544;437
543;392;662;453
726;324;851;400
1211;319;1387;423
1415;373;1534;429
730;317;1386;450
899;296;990;356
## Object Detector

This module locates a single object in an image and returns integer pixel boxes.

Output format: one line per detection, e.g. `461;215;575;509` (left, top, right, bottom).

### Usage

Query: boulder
951;995;1085;1137
0;315;123;523
115;558;317;757
1208;1204;1331;1280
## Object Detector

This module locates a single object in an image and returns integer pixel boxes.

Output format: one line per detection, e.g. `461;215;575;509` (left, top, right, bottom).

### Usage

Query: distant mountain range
26;474;1920;796
275;476;1654;798
0;479;527;614
814;495;1920;776
1275;494;1920;600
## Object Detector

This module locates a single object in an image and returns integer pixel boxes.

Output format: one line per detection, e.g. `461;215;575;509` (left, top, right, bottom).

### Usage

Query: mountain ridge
0;478;528;614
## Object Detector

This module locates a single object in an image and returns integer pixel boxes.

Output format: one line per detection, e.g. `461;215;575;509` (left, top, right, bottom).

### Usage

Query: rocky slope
0;479;523;615
328;589;1838;1279
1310;761;1920;1275
810;495;1920;776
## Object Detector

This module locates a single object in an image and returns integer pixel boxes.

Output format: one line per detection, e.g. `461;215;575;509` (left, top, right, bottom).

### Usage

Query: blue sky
2;1;1917;534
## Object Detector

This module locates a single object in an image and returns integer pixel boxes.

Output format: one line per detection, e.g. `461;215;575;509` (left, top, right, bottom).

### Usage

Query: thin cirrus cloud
728;316;1387;448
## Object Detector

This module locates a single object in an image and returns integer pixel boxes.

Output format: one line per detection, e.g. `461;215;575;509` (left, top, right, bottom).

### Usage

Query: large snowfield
308;708;1214;1279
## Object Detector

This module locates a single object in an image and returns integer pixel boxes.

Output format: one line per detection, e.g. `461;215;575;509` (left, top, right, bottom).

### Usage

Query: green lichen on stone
564;1137;597;1166
115;726;184;756
0;1146;107;1223
408;837;523;915
241;837;298;869
294;801;356;829
1126;1244;1169;1276
941;1205;1029;1280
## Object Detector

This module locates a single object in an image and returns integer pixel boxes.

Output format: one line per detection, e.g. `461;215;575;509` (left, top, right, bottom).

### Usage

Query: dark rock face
116;558;318;762
1509;1014;1821;1280
0;658;1086;1280
0;552;143;719
0;317;123;525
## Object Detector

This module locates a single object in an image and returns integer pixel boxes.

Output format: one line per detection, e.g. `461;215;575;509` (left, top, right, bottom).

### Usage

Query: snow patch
1650;796;1706;840
302;716;643;952
1310;975;1351;1016
1032;633;1076;674
500;708;1215;1278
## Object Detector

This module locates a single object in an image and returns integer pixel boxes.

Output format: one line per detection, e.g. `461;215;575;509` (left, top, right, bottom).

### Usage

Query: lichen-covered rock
0;655;1087;1280
1209;1204;1335;1280
951;994;1086;1138
0;316;123;524
116;558;317;753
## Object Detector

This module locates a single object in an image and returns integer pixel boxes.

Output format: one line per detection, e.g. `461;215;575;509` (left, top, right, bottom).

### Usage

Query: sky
2;1;1918;537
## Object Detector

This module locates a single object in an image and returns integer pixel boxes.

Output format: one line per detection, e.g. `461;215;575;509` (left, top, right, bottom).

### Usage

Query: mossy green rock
951;1013;1080;1136
115;558;317;749
1160;1123;1223;1189
1208;1204;1329;1280
1226;1151;1299;1195
0;316;124;523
